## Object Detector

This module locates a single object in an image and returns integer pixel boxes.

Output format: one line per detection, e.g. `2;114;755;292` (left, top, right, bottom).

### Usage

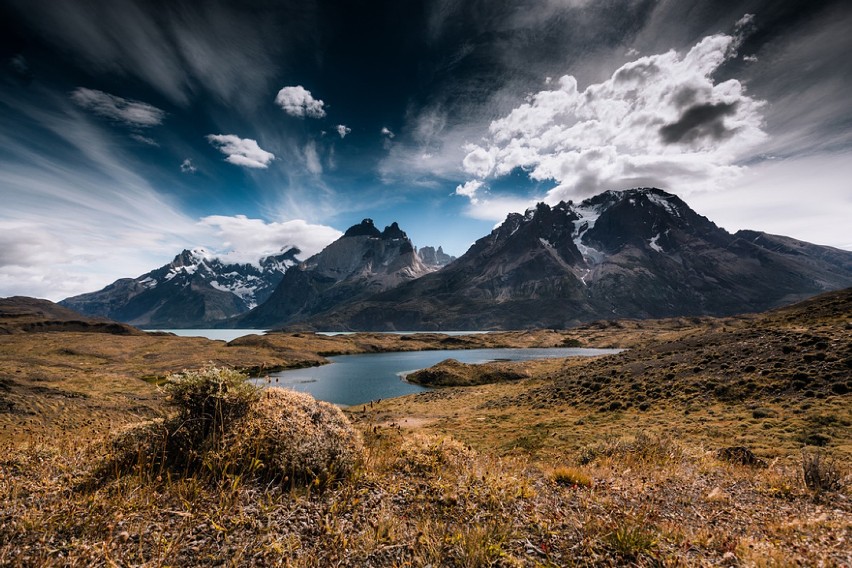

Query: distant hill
294;188;852;330
0;296;142;335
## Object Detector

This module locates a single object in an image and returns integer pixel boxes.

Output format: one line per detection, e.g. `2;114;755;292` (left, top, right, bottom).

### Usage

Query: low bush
221;388;363;485
91;367;362;486
801;451;843;493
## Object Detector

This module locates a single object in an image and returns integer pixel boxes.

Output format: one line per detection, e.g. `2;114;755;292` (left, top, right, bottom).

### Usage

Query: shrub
801;451;843;493
579;433;682;466
164;366;260;467
91;367;362;487
716;446;768;468
90;418;171;483
606;523;658;560
220;388;363;485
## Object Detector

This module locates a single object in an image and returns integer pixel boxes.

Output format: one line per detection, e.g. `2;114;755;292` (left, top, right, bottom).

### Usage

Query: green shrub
606;523;658;559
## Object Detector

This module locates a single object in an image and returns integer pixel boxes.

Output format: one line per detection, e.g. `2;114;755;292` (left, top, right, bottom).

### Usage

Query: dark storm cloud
659;102;739;145
5;0;317;107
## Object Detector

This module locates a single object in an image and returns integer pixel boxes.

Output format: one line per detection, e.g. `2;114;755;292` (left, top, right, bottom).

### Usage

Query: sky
1;0;850;301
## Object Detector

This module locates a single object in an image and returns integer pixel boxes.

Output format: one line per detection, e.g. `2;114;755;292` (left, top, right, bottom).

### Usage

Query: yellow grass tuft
550;466;593;488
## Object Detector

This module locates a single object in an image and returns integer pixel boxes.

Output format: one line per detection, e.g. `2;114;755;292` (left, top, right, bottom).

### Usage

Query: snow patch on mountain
570;203;606;265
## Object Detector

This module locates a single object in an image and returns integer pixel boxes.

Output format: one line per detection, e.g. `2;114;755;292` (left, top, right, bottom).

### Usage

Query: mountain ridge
283;188;852;330
236;219;447;328
60;247;301;328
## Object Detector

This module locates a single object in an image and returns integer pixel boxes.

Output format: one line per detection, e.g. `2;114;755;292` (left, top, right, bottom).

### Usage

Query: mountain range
59;188;852;330
285;188;852;330
60;223;454;329
60;247;301;328
235;220;451;328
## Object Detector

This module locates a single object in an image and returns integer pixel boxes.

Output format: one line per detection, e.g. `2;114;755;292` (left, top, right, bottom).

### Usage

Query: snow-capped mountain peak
60;246;303;327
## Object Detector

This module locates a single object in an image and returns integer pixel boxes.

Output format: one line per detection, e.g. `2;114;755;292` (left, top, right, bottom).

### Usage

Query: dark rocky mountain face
60;247;300;328
237;220;439;328
296;188;852;330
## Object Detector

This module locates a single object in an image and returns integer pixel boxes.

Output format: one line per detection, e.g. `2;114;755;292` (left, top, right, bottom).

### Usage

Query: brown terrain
0;290;850;566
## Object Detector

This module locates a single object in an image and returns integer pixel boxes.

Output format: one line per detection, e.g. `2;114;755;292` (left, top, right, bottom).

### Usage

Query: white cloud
304;141;322;175
462;195;539;223
336;124;351;138
454;180;483;203
381;127;395;138
460;32;767;202
198;215;342;262
461;145;495;178
180;158;197;173
206;134;275;168
70;87;165;127
275;85;326;118
734;13;755;32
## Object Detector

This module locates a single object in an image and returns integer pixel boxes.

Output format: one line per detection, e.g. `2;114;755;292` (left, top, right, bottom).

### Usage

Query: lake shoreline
258;347;622;407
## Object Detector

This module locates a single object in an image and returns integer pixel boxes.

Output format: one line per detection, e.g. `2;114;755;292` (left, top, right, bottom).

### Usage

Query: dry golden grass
2;422;850;566
1;289;850;565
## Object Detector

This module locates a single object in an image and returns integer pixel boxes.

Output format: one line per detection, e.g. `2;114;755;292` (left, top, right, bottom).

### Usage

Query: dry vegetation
0;325;575;445
1;290;851;566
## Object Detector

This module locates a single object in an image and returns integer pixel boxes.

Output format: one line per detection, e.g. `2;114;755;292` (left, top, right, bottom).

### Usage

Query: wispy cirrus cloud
303;141;322;175
206;134;275;169
275;86;326;118
129;133;159;146
70;87;165;127
7;0;300;107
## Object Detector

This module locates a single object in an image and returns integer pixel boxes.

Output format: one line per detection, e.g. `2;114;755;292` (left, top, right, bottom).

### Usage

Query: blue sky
1;0;851;300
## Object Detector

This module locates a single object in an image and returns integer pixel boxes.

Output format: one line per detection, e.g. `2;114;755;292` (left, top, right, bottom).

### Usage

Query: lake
252;347;621;406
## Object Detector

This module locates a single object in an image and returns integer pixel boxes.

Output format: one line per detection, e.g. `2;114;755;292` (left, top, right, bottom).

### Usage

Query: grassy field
0;290;850;566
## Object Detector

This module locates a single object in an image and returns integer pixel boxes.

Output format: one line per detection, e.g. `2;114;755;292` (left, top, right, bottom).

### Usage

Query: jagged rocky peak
343;219;382;238
259;246;301;270
473;187;723;273
343;219;409;241
172;248;208;267
381;221;407;240
418;245;455;268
